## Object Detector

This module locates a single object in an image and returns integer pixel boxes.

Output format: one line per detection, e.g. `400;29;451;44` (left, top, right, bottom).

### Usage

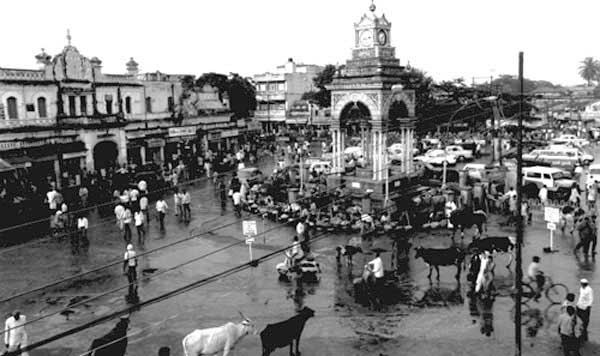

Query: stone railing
0;118;55;128
0;68;45;81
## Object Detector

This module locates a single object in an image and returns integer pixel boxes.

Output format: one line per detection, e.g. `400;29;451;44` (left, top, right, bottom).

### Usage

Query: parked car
308;160;331;175
522;146;594;166
522;166;575;200
414;149;457;166
444;145;473;161
551;134;589;147
586;163;600;186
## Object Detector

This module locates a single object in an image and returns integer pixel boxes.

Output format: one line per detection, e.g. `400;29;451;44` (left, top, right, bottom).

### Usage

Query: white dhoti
475;256;488;293
5;316;29;356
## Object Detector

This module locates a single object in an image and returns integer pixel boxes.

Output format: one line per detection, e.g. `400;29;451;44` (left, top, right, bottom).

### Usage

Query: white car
343;146;363;159
586;164;600;186
444;145;473;161
551;134;589;147
387;143;419;164
414;149;457;166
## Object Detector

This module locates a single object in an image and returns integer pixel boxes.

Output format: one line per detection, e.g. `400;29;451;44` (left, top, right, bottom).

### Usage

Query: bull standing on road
86;316;129;356
260;307;315;356
182;313;255;356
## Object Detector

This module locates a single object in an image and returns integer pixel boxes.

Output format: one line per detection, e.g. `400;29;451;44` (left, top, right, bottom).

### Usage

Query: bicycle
511;274;569;305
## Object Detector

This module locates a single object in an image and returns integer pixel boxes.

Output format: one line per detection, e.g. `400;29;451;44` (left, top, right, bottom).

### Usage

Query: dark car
129;171;169;199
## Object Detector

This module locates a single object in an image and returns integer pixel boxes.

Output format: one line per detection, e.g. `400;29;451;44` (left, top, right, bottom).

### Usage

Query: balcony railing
254;109;286;117
0;68;45;81
0;118;55;128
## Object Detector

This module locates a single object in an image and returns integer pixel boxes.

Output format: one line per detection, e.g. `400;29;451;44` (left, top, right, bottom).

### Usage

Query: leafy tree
579;57;600;86
227;73;256;118
195;72;229;99
301;64;337;108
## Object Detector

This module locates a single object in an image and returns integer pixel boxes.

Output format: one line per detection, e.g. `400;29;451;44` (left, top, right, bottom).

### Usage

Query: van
522;147;594;166
522;166;575;200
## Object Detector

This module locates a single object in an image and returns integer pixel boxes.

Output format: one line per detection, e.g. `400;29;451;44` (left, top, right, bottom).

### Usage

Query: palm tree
579;57;600;86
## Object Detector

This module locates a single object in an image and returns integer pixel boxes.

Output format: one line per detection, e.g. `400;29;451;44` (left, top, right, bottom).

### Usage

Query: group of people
558;278;594;356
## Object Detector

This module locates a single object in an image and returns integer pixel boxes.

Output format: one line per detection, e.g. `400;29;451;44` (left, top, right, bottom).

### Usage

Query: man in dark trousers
219;179;227;215
123;244;138;303
574;216;594;257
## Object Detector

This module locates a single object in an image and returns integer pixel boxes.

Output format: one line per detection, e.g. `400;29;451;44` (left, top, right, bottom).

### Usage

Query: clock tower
327;1;417;205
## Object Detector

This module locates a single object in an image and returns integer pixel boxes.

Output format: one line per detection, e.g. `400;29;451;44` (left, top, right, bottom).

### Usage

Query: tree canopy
185;72;256;118
301;64;337;108
579;57;600;86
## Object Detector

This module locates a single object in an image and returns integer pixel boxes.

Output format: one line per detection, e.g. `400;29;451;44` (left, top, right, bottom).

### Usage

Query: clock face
378;30;387;45
359;30;373;47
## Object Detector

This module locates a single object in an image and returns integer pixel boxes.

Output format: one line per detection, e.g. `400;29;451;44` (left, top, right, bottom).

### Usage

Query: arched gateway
326;3;417;204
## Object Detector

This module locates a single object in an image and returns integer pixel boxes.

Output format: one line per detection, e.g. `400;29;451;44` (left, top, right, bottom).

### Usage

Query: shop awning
3;156;33;169
0;158;15;172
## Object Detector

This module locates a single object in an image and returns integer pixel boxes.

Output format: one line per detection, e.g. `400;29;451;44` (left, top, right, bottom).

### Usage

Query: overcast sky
1;0;597;86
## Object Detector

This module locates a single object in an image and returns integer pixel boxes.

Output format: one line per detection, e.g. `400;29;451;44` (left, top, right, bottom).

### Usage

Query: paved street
0;149;599;356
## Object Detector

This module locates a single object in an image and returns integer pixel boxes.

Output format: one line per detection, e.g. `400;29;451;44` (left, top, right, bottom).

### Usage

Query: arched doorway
93;141;118;171
388;100;409;131
340;101;371;141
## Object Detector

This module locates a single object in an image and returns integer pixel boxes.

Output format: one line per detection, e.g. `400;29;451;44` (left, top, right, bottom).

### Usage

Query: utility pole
514;51;524;356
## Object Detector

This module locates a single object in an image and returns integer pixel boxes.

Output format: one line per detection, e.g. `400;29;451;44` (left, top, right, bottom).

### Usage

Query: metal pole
515;51;524;356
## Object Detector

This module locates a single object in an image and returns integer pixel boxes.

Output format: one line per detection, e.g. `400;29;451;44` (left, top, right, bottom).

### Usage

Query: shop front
146;138;165;165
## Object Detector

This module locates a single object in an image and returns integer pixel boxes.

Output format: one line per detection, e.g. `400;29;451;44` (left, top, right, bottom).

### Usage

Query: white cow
182;314;255;356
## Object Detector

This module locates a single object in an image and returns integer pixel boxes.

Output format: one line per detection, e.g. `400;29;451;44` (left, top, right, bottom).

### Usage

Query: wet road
1;148;599;355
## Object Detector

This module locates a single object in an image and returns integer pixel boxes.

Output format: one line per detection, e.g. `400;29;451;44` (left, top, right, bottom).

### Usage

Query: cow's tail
182;334;190;356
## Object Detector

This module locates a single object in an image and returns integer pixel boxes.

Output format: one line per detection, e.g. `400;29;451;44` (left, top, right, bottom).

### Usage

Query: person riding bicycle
527;256;545;301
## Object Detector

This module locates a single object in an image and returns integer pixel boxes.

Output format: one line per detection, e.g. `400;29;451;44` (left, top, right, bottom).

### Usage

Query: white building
253;58;322;131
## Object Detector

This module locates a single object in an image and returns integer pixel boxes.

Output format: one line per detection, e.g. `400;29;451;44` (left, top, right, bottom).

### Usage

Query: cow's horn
238;311;250;321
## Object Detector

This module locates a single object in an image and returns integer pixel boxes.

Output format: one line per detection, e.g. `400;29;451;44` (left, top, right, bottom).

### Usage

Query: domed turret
35;48;52;67
126;57;139;76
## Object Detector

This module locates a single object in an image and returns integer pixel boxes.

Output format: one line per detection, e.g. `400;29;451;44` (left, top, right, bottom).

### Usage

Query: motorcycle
276;251;321;283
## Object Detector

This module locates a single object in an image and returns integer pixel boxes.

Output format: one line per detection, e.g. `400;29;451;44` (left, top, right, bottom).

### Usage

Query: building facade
253;58;322;131
0;36;235;190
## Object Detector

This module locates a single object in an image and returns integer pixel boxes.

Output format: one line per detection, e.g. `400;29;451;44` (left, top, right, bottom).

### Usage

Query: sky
1;0;598;86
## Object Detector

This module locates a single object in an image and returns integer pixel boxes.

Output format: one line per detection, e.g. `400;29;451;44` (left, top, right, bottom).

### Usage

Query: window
80;96;87;115
68;96;77;116
268;83;277;91
145;97;152;113
125;97;132;114
527;172;542;179
7;97;18;119
37;97;47;118
167;96;174;112
105;97;113;115
277;82;285;91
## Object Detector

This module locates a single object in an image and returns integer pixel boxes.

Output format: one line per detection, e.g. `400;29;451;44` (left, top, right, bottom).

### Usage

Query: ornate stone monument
327;2;418;206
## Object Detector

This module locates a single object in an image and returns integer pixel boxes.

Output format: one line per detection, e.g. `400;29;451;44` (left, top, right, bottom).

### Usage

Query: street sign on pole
544;207;560;223
546;222;556;230
243;220;257;262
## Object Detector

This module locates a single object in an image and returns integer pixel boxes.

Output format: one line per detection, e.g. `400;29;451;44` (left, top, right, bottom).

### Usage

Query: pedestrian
79;185;89;208
155;197;168;231
576;278;593;342
219;180;227;215
4;311;28;356
139;194;149;225
539;185;548;206
137;179;147;196
173;189;182;220
123;244;138;301
367;251;385;309
232;190;242;218
122;207;133;244
77;213;89;248
445;196;457;229
557;305;583;356
296;219;306;240
587;180;596;211
574;216;593;257
569;184;580;207
182;189;191;222
504;187;518;216
591;214;598;256
134;210;145;246
521;200;531;225
129;187;139;210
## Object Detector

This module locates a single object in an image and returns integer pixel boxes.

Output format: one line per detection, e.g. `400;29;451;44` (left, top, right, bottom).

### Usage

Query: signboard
544;207;560;223
242;220;257;236
168;126;196;138
146;138;165;148
546;222;556;231
0;141;22;151
221;129;239;138
208;131;221;141
351;182;361;189
245;237;255;244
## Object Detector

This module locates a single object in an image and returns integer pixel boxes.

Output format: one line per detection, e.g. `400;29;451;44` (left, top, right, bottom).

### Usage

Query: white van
522;147;594;166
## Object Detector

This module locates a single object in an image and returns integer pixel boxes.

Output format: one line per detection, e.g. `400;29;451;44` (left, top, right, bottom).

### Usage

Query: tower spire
369;0;376;12
66;29;72;46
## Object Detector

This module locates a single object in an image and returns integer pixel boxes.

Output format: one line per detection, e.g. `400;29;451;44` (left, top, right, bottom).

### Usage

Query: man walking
576;278;593;342
122;207;133;244
232;190;242;218
574;216;593;257
155;197;168;232
219;179;227;215
557;305;583;356
139;194;149;225
182;189;191;222
4;311;28;356
123;244;138;303
539;185;548;206
368;252;385;310
134;210;145;246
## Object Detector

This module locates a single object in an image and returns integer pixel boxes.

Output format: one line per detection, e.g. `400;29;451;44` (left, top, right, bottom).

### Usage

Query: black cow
260;307;315;356
468;236;517;268
86;317;129;356
414;246;465;281
450;208;487;241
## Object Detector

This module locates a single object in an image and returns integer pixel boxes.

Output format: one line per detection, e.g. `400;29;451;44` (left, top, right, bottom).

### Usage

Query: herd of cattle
87;308;315;356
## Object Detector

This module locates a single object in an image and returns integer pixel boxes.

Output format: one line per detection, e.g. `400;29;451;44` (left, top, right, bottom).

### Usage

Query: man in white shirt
122;208;133;244
123;244;138;300
156;198;168;231
538;185;548;206
46;186;58;213
134;210;145;245
445;198;457;229
129;188;139;204
232;191;242;217
368;252;385;305
139;195;149;223
4;311;28;356
182;189;191;222
137;180;147;195
577;278;594;342
77;215;89;249
296;220;306;240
